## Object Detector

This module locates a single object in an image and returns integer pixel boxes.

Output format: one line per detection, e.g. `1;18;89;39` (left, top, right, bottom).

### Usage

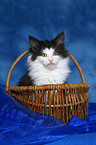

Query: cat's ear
29;36;40;51
53;31;65;45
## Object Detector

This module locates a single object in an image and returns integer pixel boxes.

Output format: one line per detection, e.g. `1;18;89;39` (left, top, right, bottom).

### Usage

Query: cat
18;31;70;86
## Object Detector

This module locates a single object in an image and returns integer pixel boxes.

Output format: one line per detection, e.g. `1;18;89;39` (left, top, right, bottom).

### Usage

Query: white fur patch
27;48;70;86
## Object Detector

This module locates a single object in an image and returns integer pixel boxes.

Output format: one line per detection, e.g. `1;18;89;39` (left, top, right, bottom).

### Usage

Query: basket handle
5;49;86;91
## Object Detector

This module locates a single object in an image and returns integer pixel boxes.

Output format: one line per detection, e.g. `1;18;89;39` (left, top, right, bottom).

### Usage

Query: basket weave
5;49;90;123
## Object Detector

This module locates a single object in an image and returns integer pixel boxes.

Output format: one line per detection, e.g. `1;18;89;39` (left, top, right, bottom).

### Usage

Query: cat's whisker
64;40;69;42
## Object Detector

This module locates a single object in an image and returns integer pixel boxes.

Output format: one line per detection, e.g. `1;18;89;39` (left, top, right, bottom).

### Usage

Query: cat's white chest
27;55;70;86
36;68;63;85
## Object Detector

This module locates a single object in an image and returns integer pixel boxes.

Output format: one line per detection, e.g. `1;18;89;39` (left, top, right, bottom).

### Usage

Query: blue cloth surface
0;84;96;145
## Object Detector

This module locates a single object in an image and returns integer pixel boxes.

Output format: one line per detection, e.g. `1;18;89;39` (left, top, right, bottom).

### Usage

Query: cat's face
37;47;61;69
29;31;69;69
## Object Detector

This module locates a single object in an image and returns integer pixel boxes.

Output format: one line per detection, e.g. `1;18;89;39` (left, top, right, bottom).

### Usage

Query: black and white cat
18;31;70;86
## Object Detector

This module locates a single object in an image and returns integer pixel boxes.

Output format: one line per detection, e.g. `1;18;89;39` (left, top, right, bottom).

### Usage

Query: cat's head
29;31;69;69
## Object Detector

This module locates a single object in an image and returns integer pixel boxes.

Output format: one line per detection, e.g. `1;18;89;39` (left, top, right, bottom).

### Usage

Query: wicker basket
5;49;90;123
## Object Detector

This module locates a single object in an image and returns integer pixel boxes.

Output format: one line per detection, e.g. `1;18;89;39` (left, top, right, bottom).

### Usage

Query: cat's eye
53;52;58;56
41;53;47;57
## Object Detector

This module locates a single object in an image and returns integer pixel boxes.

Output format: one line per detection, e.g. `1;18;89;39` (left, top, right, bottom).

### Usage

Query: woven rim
6;83;90;91
5;49;86;91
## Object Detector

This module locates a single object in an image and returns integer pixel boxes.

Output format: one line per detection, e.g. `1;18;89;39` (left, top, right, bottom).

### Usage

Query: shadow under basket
5;49;90;124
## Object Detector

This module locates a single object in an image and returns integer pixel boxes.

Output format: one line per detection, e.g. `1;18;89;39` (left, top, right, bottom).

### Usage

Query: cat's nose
49;59;53;63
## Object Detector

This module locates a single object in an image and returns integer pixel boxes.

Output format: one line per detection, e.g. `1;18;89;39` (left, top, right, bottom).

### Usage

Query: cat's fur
18;31;70;86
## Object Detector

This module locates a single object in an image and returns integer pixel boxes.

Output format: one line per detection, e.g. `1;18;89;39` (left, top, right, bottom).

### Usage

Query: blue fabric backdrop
0;0;96;144
0;0;96;102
